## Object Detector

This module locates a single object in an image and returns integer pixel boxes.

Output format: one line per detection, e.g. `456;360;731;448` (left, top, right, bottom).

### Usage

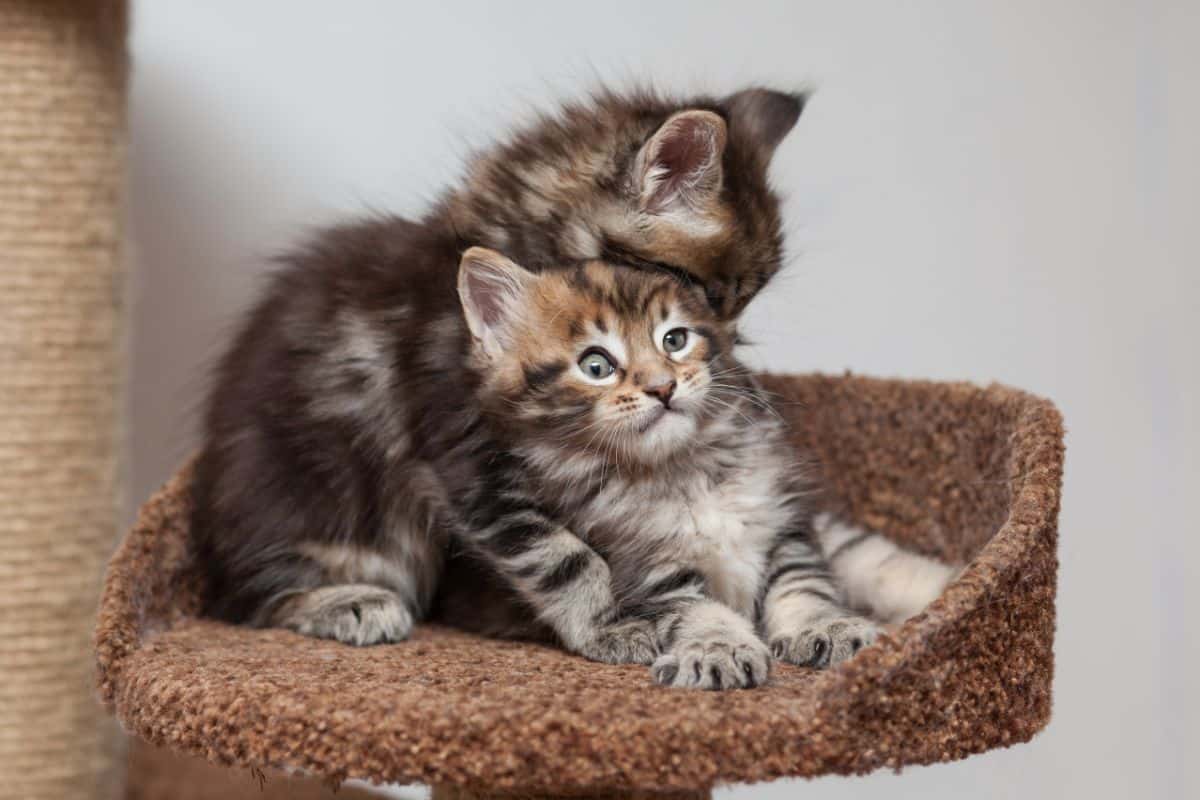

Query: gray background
126;2;1197;798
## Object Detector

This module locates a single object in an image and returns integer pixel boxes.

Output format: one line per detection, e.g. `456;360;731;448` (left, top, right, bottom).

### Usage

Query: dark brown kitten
442;86;803;318
192;86;806;655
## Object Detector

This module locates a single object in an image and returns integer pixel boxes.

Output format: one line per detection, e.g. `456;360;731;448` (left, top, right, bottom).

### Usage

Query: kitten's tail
813;513;963;625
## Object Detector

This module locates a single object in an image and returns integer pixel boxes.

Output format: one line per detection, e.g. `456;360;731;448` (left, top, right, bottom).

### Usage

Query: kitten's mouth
636;406;679;433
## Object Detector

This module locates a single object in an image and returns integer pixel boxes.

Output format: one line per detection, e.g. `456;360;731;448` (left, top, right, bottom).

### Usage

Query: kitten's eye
578;350;616;380
662;328;689;353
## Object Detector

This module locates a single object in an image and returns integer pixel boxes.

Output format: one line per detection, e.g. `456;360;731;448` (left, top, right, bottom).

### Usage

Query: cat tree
96;373;1064;798
0;2;1065;796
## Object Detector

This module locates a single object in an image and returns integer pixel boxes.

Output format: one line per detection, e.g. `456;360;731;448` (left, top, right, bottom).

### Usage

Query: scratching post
0;1;128;798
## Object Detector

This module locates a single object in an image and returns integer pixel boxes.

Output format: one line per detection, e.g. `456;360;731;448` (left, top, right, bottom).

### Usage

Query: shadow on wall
128;66;305;515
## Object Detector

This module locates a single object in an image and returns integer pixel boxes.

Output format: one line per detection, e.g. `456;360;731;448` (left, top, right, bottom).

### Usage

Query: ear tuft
457;247;534;357
638;110;727;214
723;87;807;160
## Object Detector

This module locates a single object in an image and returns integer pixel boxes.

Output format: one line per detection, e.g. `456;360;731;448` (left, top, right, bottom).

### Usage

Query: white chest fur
574;435;799;619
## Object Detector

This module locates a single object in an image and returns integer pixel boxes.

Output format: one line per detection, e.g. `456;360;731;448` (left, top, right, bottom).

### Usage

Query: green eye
662;328;689;353
578;350;616;380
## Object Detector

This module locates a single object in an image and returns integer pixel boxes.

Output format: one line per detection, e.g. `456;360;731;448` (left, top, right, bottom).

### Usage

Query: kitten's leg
212;533;437;647
267;583;413;646
462;484;770;685
649;598;771;690
813;512;962;624
477;525;771;688
461;497;669;665
257;534;443;646
200;448;447;647
761;522;881;669
599;564;770;689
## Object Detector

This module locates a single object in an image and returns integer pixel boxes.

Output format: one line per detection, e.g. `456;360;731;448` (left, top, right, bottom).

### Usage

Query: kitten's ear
457;247;536;358
636;109;727;214
723;87;807;161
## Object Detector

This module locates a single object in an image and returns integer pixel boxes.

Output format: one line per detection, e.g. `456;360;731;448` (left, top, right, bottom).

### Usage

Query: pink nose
643;379;677;407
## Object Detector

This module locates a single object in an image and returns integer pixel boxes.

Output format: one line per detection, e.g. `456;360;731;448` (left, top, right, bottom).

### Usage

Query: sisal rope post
0;1;128;797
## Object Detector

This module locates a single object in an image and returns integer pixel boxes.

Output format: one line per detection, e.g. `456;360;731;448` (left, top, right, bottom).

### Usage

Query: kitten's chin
629;410;697;463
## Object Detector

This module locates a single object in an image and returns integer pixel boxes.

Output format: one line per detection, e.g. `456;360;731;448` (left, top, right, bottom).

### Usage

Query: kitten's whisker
706;383;784;423
700;394;757;428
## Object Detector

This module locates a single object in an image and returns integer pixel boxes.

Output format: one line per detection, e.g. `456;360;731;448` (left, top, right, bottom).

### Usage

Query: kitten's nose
643;378;677;408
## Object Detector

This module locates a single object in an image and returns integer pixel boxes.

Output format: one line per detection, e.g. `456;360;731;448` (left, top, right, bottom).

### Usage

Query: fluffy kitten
456;250;886;686
428;86;803;319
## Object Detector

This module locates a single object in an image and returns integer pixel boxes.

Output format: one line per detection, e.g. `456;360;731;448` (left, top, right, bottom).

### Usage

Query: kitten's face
458;250;733;466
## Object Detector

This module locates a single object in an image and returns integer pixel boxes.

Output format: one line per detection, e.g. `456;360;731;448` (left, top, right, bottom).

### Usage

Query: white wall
127;2;1197;798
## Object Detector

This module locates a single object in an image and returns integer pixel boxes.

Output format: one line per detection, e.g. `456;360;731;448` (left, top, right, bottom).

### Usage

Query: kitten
194;86;808;637
453;250;883;686
432;86;804;319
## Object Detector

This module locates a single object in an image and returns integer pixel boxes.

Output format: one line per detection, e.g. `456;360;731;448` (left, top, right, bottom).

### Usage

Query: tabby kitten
456;250;887;686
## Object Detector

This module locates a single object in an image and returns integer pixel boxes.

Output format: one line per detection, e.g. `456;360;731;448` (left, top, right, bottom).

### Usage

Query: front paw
272;584;413;646
770;616;879;669
652;630;770;690
577;618;660;665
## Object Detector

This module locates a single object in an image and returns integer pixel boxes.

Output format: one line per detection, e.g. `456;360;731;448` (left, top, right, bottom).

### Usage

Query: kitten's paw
578;618;660;665
770;616;879;669
273;584;413;646
652;630;770;690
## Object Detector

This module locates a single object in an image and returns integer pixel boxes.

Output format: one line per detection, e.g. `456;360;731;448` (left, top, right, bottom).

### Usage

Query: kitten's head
448;87;805;319
458;247;737;467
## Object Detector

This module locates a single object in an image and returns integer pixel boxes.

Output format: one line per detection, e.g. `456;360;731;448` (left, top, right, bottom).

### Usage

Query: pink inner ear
465;267;510;329
645;116;722;213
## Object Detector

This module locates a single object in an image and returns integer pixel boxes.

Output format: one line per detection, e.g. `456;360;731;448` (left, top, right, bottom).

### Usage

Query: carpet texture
95;373;1064;794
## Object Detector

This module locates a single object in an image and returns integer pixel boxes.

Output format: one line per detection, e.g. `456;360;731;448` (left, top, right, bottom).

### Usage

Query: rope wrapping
0;1;128;797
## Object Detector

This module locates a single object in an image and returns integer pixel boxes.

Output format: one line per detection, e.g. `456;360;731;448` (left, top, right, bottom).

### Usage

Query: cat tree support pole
0;1;128;797
431;785;710;798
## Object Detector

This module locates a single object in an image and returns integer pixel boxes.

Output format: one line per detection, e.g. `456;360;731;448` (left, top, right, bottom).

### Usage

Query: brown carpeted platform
95;373;1064;794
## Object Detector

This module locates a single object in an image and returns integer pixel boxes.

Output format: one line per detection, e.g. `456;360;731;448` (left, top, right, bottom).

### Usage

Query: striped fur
190;87;946;689
812;513;963;624
194;233;887;690
445;251;887;685
193;86;808;638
